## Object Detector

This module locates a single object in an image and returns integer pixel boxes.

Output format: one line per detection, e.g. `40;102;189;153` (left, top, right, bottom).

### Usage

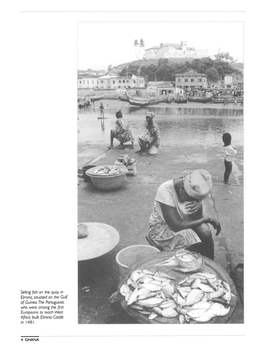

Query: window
198;79;202;82
191;79;194;82
92;80;94;84
82;80;85;83
178;78;181;82
101;81;103;83
127;80;129;83
185;79;188;82
133;80;136;84
119;80;121;83
123;80;125;83
113;80;115;84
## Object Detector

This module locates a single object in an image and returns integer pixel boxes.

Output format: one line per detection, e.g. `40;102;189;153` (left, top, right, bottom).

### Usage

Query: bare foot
107;145;114;149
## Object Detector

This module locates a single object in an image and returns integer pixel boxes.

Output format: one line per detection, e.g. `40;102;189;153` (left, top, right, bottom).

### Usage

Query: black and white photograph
7;2;264;351
77;21;244;324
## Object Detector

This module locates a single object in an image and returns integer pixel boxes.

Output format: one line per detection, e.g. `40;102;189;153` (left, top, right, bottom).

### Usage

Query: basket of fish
86;165;128;190
119;251;237;324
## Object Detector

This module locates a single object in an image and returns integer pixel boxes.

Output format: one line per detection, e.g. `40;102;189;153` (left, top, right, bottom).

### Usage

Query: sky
78;21;244;71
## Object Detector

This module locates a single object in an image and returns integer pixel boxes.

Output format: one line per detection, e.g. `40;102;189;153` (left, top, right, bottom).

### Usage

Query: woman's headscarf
116;110;123;118
146;112;155;119
183;169;212;200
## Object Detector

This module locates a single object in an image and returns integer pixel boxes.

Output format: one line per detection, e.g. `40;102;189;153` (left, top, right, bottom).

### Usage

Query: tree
107;64;112;73
139;39;145;59
133;40;139;59
205;67;220;82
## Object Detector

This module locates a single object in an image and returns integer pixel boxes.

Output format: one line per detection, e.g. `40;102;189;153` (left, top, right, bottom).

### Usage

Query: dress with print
114;118;134;143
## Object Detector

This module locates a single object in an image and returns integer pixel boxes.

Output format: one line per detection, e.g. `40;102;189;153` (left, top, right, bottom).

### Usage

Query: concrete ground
78;135;244;324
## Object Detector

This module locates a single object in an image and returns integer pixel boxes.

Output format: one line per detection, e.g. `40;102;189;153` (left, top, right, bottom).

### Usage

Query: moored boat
86;94;104;102
186;95;212;103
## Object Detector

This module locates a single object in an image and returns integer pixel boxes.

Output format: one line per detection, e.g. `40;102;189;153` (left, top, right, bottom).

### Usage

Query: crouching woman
148;169;221;260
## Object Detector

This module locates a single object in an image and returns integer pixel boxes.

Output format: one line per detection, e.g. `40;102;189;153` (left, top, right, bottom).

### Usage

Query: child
222;132;237;184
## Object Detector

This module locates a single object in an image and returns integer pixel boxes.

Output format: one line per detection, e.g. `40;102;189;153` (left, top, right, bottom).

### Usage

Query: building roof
175;70;207;77
162;43;182;49
145;46;160;51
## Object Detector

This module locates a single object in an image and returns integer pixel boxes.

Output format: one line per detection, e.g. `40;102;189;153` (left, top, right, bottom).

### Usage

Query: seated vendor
148;169;221;260
136;112;160;155
108;110;134;149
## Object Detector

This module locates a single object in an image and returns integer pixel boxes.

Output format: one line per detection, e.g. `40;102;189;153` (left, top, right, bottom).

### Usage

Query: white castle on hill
143;41;208;60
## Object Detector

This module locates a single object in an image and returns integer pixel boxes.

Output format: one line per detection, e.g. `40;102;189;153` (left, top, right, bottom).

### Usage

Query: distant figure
136;112;161;155
233;99;237;107
240;98;243;107
99;102;104;118
108;110;134;149
223;98;228;106
222;132;237;184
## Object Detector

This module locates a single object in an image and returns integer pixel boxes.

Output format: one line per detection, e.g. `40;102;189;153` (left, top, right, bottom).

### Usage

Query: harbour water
77;100;243;149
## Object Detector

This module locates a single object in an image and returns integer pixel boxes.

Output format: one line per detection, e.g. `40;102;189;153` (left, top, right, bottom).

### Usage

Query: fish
222;281;231;293
176;305;188;315
192;301;212;310
127;288;139;305
178;276;189;285
176;287;189;299
138;310;152;315
221;290;232;304
159;299;177;309
162;283;175;297
138;283;162;292
187;308;208;319
120;284;131;296
137;297;164;308
179;314;185;324
152;307;163;315
209;289;225;300
129;270;142;283
197;283;215;293
161;308;178;318
207;278;218;291
143;269;155;275
191;278;201;289
184;289;204;306
193;302;230;322
149;312;158;320
130;303;145;311
148;280;162;286
137;292;158;301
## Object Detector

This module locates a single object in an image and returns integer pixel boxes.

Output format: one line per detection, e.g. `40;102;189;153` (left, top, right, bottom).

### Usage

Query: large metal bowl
86;165;128;191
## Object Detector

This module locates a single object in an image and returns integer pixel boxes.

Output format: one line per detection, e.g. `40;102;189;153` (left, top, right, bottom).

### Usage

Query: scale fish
137;297;164;308
198;283;215;293
161;308;178;318
184;289;204;306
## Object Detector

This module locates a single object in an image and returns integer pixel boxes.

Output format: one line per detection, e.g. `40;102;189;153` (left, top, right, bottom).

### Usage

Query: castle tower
181;41;187;50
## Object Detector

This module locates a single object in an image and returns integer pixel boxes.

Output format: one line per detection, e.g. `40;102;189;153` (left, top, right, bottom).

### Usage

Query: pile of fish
93;165;125;175
120;269;234;323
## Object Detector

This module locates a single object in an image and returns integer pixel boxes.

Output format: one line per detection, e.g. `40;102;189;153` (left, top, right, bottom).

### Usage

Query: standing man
99;102;104;118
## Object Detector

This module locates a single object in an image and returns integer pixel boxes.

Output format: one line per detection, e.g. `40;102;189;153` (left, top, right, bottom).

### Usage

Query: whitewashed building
144;42;208;60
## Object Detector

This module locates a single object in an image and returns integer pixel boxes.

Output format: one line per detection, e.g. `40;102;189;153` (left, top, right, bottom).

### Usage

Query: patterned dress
113;118;134;143
137;123;161;154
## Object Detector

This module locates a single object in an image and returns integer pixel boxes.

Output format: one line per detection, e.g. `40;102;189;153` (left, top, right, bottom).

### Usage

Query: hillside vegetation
109;57;243;83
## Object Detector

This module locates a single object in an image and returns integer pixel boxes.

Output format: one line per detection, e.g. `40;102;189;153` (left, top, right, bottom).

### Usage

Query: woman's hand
185;201;202;214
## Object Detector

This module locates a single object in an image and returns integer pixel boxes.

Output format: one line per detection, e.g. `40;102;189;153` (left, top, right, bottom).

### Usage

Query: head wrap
116;110;122;118
146;112;155;119
183;169;212;200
